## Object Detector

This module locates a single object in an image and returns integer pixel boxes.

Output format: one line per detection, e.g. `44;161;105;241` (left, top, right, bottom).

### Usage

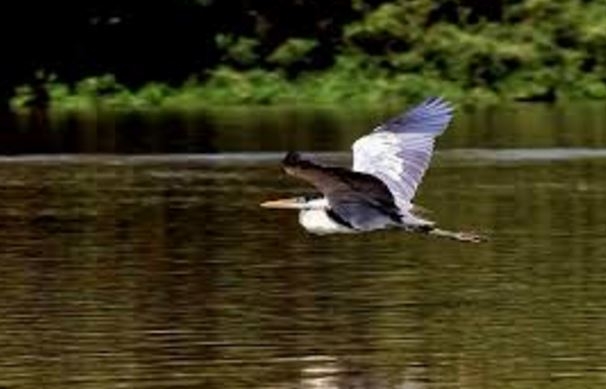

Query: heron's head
260;194;327;210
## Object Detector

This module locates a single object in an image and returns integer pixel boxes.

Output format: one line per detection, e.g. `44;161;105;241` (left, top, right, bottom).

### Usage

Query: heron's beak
260;197;302;209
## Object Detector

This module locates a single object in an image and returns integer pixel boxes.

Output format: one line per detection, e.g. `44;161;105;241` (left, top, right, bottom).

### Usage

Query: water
1;104;606;388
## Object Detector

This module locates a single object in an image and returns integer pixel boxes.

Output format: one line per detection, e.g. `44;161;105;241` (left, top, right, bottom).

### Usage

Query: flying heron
260;96;483;243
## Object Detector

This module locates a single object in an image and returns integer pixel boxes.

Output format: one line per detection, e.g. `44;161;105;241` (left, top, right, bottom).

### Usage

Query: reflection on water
4;102;606;154
1;105;606;388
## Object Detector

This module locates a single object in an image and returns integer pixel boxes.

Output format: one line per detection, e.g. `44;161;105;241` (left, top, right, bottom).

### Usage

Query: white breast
298;209;355;235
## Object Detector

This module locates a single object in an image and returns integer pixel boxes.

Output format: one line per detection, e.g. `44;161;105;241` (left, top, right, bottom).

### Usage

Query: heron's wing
281;152;402;230
351;96;454;210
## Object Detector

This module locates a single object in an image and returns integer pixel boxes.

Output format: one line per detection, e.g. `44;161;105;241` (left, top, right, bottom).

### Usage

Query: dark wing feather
375;96;453;134
281;151;402;230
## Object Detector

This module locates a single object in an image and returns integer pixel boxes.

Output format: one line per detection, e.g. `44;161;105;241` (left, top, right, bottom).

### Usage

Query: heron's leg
426;227;484;243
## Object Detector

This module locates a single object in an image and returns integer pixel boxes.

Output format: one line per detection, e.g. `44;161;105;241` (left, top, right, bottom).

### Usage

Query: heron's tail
399;211;435;229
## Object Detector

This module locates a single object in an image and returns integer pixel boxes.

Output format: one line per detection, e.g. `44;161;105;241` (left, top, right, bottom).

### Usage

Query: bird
260;96;484;243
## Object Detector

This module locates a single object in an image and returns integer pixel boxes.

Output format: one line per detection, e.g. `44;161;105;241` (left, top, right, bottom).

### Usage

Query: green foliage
215;34;260;66
267;38;318;67
12;0;606;110
9;56;491;111
75;74;125;96
344;1;432;52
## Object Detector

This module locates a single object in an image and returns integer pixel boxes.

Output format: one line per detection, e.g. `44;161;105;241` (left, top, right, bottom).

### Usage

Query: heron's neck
303;197;329;210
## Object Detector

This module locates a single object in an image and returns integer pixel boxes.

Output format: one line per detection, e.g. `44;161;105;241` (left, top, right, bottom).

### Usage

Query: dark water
1;105;606;389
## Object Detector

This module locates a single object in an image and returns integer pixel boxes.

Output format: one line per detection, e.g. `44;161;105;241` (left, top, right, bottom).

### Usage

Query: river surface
1;104;606;389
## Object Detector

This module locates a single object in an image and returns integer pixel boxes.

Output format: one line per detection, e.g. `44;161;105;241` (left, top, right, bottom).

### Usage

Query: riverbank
5;71;472;113
9;58;606;113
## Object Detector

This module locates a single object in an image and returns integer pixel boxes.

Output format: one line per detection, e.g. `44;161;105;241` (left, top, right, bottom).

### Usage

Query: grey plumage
266;96;484;242
282;151;402;231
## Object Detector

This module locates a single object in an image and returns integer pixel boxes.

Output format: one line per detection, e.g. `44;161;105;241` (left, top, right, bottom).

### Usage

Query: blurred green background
7;0;606;110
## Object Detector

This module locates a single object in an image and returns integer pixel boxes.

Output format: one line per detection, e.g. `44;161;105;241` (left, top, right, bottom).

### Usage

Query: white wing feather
351;97;454;213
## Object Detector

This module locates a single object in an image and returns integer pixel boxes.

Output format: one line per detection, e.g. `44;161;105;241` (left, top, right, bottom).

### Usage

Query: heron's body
292;197;351;235
261;96;484;243
299;209;355;235
295;197;433;235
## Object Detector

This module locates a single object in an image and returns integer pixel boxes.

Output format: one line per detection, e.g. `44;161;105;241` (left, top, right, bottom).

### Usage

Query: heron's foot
428;228;486;243
452;231;485;243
